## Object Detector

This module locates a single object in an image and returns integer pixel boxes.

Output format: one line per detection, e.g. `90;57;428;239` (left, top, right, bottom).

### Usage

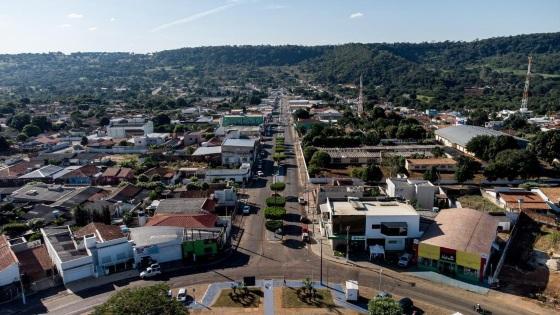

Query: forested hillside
0;32;559;113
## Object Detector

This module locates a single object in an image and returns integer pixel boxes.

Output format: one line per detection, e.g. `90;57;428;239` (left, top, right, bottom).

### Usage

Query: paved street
3;97;548;315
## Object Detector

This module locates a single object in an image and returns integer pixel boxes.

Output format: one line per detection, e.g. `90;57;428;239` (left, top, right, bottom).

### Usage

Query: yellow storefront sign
418;243;440;260
456;251;481;270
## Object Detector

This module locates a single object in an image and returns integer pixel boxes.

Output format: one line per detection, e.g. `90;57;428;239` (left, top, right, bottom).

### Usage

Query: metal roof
222;138;257;148
192;146;222;156
434;125;505;147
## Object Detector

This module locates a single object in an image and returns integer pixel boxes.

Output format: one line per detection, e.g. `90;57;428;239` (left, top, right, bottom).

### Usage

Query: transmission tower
521;55;532;112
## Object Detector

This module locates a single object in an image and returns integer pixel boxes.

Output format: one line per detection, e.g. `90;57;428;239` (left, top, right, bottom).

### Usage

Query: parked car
242;205;251;215
257;171;264;177
398;253;412;268
177;288;187;302
140;264;162;278
301;232;310;243
298;196;306;205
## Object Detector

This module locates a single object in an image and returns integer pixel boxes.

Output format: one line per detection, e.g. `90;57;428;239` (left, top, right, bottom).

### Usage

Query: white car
298;196;306;205
242;205;251;214
177;288;187;302
140;266;161;278
257;171;264;177
398;253;412;268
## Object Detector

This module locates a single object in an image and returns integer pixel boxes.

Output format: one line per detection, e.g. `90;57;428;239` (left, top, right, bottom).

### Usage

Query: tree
368;297;402;315
80;136;88;146
8;113;31;131
22;124;42;137
468;109;489;126
363;131;380;146
382;156;406;177
31;116;51;131
16;133;28;142
531;130;560;163
484;149;540;180
503;113;528;130
99;116;110;126
101;206;112;225
466;135;517;161
351;165;383;182
0;136;10;152
93;284;186;315
153;113;171;127
430;146;445;158
270;182;286;192
137;174;149;183
454;156;481;183
293;108;310;120
73;205;90;227
423;166;439;182
303;146;318;163
309;151;331;168
466;135;493;160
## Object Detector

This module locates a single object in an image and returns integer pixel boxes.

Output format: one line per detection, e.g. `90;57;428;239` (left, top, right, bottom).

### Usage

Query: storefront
417;243;487;283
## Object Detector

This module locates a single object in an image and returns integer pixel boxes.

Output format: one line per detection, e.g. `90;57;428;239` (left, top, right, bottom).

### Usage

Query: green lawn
282;288;335;308
457;195;505;212
213;288;263;308
416;94;435;103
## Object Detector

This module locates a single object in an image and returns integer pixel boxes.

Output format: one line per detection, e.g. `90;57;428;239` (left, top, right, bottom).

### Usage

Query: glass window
371;224;381;229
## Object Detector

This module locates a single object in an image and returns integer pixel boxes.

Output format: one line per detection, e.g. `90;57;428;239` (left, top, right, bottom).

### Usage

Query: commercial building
405;158;457;172
129;226;184;265
417;208;499;283
204;163;252;183
221;115;264;127
386;177;438;210
322;145;439;165
319;197;421;252
434;125;527;155
221;138;258;167
106;117;154;138
10;183;75;204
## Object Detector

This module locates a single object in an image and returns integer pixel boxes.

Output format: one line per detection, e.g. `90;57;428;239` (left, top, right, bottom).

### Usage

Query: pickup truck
140;263;161;278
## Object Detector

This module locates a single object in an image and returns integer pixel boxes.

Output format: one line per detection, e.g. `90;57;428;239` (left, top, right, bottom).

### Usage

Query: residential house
534;187;560;213
183;132;203;146
155;198;216;215
386;177;438;210
495;190;550;213
55;164;100;186
221;115;264;127
0;235;20;287
99;167;134;185
204;163;251;183
10;183;75;204
129;226;184;265
417;208;499;283
18;165;64;182
141;167;176;184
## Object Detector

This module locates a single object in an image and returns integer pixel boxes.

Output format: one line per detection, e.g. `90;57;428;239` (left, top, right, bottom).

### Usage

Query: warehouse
417;208;499;283
434;125;527;156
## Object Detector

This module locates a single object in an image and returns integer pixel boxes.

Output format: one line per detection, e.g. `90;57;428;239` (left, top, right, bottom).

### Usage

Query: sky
0;0;559;53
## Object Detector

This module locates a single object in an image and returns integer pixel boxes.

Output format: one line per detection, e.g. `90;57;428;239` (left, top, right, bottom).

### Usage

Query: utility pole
345;226;350;262
378;268;383;292
320;239;323;285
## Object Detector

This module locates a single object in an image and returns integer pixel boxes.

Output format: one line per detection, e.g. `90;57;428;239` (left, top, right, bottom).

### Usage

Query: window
371;224;381;230
380;222;408;236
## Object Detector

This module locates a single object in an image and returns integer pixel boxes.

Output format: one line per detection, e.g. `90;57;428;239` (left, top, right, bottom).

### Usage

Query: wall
0;263;20;287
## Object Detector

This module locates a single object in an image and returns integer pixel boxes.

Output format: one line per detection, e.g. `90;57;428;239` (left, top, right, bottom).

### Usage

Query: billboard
457;251;481;270
418;243;440;260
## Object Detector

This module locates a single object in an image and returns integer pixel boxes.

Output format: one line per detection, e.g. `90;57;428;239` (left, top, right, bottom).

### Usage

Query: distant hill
0;32;559;113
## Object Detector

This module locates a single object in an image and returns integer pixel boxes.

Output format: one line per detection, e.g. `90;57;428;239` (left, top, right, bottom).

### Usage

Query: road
5;97;547;315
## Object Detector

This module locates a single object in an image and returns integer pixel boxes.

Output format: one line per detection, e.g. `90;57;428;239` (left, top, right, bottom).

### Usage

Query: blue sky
0;0;559;53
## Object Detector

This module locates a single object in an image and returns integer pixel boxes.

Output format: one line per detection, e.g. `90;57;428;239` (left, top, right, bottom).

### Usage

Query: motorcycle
473;304;492;315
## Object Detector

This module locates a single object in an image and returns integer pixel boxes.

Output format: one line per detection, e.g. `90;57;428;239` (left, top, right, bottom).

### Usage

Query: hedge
264;207;286;220
2;222;28;236
266;195;286;207
265;220;283;232
274;145;285;153
270;182;286;191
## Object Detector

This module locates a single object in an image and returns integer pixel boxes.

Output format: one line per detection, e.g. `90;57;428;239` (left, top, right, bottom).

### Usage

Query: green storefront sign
182;239;218;258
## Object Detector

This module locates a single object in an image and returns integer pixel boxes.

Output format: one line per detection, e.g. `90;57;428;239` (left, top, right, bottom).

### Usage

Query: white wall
0;263;20;286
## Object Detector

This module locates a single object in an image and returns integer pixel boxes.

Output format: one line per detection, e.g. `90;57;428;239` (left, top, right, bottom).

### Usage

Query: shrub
270;182;286;192
264;207;286;220
275;145;285;153
265;220;283;232
2;222;29;236
266;195;286;207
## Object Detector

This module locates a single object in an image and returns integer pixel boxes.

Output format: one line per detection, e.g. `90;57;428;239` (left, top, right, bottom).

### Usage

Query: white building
221;138;257;167
129;226;184;264
205;163;251;183
386;177;437;210
320;197;421;252
0;235;20;287
41;226;95;284
107;117;154;138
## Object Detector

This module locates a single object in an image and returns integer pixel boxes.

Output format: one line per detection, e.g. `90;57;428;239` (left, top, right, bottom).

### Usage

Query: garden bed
213;288;263;308
281;287;335;308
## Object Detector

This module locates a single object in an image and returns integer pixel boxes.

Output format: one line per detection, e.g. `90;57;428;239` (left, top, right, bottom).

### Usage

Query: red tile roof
0;235;18;271
146;213;217;229
74;222;125;241
102;167;120;177
61;164;99;178
0;161;37;179
116;168;133;178
499;192;550;211
15;245;53;281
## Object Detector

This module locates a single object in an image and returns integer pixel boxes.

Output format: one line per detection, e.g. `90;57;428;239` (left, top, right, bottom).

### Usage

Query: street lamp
345;226;350;262
378;268;383;292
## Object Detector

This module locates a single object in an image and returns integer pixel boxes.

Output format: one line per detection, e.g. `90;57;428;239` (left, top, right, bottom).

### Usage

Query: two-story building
319;197;421;252
221;138;258;167
386;177;438;210
106;117;154;138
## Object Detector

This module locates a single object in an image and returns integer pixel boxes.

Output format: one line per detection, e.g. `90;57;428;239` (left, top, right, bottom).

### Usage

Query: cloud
151;2;240;32
266;4;287;10
58;24;72;28
110;17;116;22
349;12;364;19
88;26;98;31
67;13;84;19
